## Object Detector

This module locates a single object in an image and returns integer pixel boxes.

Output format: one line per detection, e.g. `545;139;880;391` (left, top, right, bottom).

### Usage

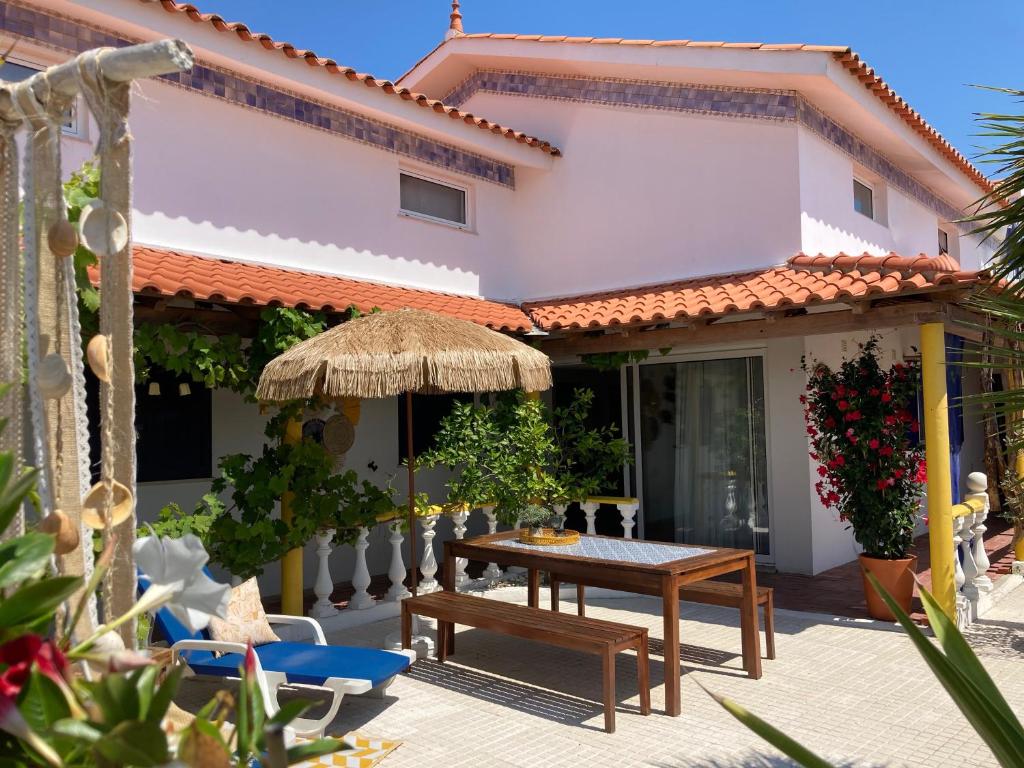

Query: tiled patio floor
176;583;1024;767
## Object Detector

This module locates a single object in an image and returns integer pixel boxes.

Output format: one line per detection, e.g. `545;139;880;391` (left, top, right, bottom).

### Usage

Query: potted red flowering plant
802;338;926;620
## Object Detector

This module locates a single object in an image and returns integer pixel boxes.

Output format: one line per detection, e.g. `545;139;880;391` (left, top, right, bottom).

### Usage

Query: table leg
550;575;560;612
576;583;586;617
740;555;763;680
662;574;681;716
528;568;540;608
438;621;449;662
442;543;455;592
401;604;411;650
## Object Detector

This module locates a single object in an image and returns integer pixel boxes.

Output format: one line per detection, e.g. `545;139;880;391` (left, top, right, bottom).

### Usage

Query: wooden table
442;531;761;717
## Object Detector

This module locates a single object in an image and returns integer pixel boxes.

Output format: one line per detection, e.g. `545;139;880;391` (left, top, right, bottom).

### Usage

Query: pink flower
244;641;257;677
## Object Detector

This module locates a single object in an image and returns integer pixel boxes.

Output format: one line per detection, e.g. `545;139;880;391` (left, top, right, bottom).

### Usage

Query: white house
2;0;998;603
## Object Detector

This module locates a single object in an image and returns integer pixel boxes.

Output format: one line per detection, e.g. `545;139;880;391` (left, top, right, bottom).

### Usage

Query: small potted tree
803;338;927;620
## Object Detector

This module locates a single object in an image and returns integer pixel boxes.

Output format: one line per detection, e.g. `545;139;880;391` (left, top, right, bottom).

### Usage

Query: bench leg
763;594;776;660
437;621;450;662
637;634;651;716
401;604;412;650
577;583;586;617
551;576;560;612
602;647;616;733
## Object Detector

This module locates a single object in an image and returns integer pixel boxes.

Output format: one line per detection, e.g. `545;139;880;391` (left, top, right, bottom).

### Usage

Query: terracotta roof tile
93;246;533;332
523;253;989;330
450;33;990;197
137;1;560;156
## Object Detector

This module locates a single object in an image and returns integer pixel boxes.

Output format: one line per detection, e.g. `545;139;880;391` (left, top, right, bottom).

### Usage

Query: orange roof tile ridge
136;0;560;157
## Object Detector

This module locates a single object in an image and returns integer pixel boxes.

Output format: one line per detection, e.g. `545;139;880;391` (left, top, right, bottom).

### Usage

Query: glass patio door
637;356;770;556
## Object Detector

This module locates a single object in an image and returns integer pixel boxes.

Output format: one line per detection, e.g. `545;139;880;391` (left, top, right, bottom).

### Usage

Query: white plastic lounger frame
170;614;415;739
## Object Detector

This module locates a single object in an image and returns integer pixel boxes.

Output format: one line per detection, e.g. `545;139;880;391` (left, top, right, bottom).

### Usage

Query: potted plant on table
802;338;927;620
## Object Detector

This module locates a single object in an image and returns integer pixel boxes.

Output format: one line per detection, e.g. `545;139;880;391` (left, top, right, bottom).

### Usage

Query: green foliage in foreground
705;576;1024;766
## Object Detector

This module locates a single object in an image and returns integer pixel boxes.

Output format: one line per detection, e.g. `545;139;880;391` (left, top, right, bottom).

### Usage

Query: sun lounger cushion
180;641;410;688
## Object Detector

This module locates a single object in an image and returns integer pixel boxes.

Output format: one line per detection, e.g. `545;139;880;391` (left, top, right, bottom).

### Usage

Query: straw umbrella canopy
255;307;552;595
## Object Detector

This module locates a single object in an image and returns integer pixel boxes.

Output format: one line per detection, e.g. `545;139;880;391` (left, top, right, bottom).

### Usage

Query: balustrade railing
307;497;640;624
951;472;993;628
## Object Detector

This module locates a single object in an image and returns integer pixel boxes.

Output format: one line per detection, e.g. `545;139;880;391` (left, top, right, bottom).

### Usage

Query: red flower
894;469;905;479
845;410;862;422
879;445;894;457
910;421;920;433
817;465;827;477
884;415;898;426
824;416;836;429
836;385;847;397
876;479;889;490
869;388;880;397
0;635;68;698
881;392;892;403
834;455;845;466
916;462;927;483
837;400;849;412
868;438;880;450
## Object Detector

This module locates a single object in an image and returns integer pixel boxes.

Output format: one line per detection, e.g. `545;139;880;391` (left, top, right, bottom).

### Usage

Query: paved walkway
177;584;1024;767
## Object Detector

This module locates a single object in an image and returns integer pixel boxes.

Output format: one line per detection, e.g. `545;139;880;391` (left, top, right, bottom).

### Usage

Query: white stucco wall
459;93;803;299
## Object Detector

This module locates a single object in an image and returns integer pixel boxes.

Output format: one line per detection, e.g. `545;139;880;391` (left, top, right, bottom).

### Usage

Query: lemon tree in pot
802;338;927;620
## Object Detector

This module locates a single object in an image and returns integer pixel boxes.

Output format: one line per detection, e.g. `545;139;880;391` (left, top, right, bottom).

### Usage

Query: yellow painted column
921;322;956;620
280;416;304;616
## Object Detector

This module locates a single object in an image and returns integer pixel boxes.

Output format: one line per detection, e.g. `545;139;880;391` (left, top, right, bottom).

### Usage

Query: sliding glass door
637;355;770;556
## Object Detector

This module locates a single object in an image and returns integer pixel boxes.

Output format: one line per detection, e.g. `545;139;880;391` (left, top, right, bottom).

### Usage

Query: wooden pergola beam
538;301;978;357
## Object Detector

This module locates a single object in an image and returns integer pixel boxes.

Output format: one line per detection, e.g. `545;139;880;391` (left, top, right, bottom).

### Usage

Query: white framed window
938;228;949;255
853;178;874;220
0;58;85;139
399;170;469;229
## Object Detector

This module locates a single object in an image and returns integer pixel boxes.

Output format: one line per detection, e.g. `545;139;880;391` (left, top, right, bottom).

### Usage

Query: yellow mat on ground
297;732;401;768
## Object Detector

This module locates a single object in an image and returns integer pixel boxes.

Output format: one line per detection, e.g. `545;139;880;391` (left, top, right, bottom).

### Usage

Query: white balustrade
966;473;993;595
385;519;411;602
552;503;568;530
618;501;639;539
349;526;376;610
482;505;502;584
952;514;968;598
310;528;339;619
581;501;599;535
451;507;470;589
418;514;440;593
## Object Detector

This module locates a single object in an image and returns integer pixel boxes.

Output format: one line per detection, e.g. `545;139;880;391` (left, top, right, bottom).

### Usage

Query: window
87;370;212;483
399;171;468;227
0;60;82;137
853;178;874;220
938;228;950;255
397;392;472;457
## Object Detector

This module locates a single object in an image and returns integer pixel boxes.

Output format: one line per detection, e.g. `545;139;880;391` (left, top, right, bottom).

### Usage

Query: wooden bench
553;579;775;660
401;590;650;733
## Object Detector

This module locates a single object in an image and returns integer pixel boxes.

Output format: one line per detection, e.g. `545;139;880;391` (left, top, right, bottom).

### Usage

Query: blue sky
196;1;1022;163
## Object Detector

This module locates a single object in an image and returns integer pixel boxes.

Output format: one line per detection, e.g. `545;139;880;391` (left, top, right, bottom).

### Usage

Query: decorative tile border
446;70;965;225
0;1;515;188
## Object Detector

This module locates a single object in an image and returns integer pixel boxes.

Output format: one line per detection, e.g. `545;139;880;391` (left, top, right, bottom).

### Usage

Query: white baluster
953;513;969;598
310;528;339;618
385;519;411;602
581;501;599;535
349;526;376;610
552;503;568;530
482;505;502;583
966;472;993;594
618;501;639;539
419;514;440;593
451;507;470;590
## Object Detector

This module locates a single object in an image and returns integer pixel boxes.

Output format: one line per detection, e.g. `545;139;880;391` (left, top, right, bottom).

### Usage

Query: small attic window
400;171;468;228
853;178;874;220
938;228;950;255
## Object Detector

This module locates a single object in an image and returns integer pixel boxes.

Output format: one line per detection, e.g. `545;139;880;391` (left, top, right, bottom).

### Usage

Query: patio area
176;582;1024;767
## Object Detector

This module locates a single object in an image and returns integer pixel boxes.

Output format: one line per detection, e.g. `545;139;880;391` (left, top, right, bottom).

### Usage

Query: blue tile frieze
0;1;514;187
447;70;965;223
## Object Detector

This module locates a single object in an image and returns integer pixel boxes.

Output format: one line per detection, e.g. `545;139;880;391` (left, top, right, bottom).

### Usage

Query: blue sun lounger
142;575;414;738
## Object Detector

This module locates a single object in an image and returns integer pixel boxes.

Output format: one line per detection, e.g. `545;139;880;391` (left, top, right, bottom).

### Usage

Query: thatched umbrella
256;307;552;597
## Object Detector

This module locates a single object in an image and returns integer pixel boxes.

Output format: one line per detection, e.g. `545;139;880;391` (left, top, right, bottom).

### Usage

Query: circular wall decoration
323;414;356;457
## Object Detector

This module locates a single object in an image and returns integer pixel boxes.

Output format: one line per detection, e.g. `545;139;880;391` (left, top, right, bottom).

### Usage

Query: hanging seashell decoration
38;510;80;555
79;202;128;258
38;352;72;399
86;334;111;383
81;479;134;529
46;219;79;258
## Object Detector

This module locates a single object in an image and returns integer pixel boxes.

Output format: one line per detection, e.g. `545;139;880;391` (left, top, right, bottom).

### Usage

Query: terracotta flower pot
859;553;917;621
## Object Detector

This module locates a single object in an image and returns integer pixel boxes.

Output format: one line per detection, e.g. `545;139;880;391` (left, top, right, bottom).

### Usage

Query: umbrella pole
406;391;418;597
